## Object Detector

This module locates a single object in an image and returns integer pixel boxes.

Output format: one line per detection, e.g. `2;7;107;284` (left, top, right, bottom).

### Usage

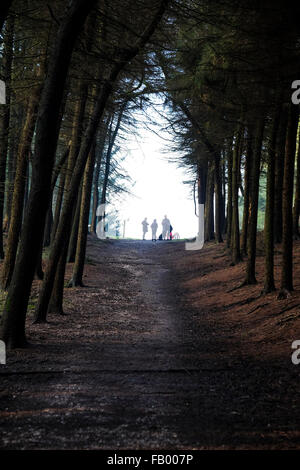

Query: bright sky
108;122;199;240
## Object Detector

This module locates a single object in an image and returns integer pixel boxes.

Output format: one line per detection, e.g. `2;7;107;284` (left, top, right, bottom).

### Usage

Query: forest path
0;238;299;449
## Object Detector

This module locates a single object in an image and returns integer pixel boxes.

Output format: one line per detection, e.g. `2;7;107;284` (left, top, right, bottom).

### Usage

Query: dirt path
0;238;300;449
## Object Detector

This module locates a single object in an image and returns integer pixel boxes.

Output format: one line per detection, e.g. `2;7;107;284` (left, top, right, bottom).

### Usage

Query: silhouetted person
142;217;149;240
151;219;158;241
162;215;171;240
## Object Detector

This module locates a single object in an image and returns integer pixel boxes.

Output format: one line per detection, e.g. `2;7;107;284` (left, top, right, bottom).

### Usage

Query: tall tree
279;103;299;297
243;115;265;284
263;101;281;293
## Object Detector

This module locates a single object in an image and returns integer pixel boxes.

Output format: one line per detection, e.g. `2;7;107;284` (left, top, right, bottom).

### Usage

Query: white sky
108;122;199;240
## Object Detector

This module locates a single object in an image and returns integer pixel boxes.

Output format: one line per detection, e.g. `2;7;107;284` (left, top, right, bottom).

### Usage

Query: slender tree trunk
35;242;44;280
204;162;214;241
51;164;66;243
0;79;42;290
67;181;83;262
47;238;70;315
226;137;233;247
4;109;22;230
69;142;96;286
244;116;265;284
43;147;70;248
198;161;207;205
241;125;253;255
43;209;53;248
98;103;127;232
263;101;281;293
292;126;300;238
0;16;14;258
221;153;226;234
279;103;299;296
231;124;243;264
214;152;223;243
274;109;288;243
90;158;101;234
90;121;108;233
0;0;97;348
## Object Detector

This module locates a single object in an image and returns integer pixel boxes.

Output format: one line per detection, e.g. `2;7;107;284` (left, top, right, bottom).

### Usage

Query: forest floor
0;235;300;450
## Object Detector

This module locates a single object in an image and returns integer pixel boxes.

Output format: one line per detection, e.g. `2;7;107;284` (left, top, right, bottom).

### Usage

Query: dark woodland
0;0;300;452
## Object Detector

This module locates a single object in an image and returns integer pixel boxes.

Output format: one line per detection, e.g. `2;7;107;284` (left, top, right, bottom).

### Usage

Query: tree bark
0;77;42;290
292;126;300;238
244;116;265;284
226;136;233;248
0;16;14;258
51;163;67;243
204;161;214;241
263;101;281;293
44;145;70;248
4;109;22;230
67;181;83;262
69;142;96;286
274;109;288;243
47;238;70;315
279;103;299;296
241;125;253;255
231;123;243;265
99;101;127;234
214;152;223;243
90;120;109;233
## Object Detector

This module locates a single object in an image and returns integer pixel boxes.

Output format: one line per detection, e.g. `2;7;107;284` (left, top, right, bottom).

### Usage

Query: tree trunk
292;125;300;238
44;146;70;248
47;238;70;315
221;153;226;235
244;116;265;284
241;125;253;255
231;124;243;264
67;181;83;262
51;164;67;243
35;242;44;281
226;136;233;247
279;103;299;296
214;152;223;243
274;109;288;243
0;0;97;348
204;162;214;241
263;101;281;293
4;109;22;230
99;102;127;230
0;79;42;290
0;16;14;258
198;161;207;205
90;121;109;233
43;208;53;248
69;142;96;286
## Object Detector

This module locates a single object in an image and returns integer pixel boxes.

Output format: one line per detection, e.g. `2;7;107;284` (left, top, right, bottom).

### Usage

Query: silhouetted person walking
142;217;149;240
151;219;158;241
162;215;171;240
